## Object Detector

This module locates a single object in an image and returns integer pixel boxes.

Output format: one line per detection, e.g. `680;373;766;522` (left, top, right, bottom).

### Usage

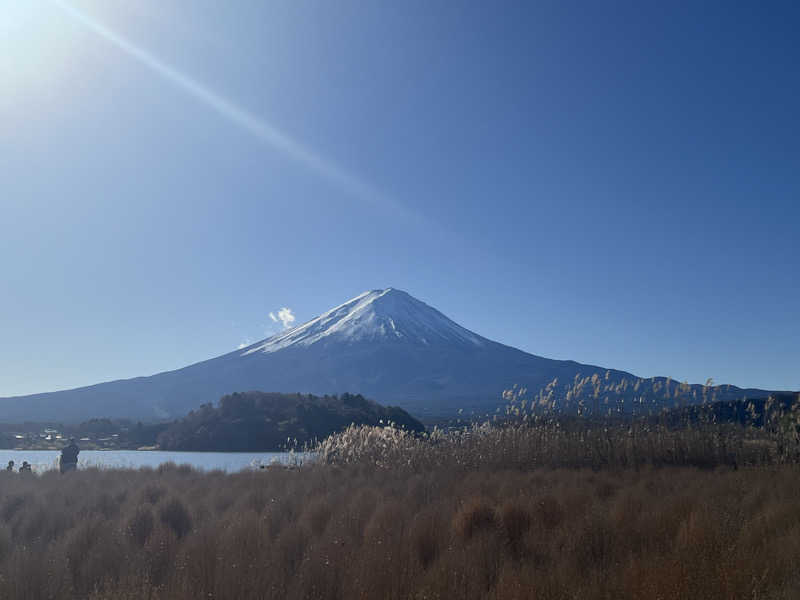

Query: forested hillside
156;391;424;451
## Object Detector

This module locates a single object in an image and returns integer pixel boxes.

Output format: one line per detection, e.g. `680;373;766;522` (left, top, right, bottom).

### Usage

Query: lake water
0;449;304;473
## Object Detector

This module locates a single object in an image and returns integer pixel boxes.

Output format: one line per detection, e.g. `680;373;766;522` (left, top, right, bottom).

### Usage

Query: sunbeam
50;0;414;220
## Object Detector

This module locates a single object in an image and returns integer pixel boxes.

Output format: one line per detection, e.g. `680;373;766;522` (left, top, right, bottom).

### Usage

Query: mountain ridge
0;288;786;423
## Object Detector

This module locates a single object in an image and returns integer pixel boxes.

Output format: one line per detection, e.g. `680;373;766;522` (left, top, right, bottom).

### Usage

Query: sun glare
0;2;80;98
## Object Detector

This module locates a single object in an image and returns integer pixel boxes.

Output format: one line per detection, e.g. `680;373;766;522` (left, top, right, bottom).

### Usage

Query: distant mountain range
0;288;786;422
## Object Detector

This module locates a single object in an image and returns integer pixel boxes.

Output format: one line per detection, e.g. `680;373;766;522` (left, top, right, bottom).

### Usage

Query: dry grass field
2;408;800;599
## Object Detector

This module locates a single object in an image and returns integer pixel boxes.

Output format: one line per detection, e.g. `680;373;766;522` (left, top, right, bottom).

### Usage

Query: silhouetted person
6;460;14;471
60;438;80;474
19;461;31;473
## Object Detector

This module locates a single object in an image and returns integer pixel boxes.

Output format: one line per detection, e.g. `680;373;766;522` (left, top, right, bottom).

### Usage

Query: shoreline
0;447;298;453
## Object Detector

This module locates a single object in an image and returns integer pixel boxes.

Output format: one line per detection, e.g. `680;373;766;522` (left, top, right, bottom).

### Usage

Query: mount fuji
0;288;777;422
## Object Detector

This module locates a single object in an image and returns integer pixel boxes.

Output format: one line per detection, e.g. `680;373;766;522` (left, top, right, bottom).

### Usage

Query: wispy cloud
270;307;295;329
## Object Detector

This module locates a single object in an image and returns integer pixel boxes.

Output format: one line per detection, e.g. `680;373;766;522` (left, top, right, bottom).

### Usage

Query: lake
0;449;305;473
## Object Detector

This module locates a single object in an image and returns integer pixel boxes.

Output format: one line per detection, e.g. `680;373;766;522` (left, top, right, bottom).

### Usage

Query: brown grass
0;453;798;598
2;389;800;600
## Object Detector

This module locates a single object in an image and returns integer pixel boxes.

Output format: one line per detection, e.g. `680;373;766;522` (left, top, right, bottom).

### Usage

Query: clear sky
1;0;798;397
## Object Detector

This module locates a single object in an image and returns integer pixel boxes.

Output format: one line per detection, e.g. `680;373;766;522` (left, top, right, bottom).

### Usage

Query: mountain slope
243;289;486;352
0;288;782;422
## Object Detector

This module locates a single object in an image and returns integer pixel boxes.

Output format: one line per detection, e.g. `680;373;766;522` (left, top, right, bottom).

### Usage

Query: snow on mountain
0;288;780;423
242;288;485;354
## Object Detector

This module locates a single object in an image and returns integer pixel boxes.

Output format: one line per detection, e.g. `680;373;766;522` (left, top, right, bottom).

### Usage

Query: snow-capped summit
243;288;485;354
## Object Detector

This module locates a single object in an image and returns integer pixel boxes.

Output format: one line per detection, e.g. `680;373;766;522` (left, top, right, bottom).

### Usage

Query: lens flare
50;0;417;221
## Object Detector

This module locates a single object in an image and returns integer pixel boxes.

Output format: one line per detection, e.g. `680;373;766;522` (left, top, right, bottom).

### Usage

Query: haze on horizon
1;1;798;397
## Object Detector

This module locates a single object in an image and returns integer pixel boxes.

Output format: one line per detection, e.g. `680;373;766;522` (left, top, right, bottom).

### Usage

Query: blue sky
1;0;798;397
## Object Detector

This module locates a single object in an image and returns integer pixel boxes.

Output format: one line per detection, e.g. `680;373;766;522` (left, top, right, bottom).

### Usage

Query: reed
0;386;798;598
